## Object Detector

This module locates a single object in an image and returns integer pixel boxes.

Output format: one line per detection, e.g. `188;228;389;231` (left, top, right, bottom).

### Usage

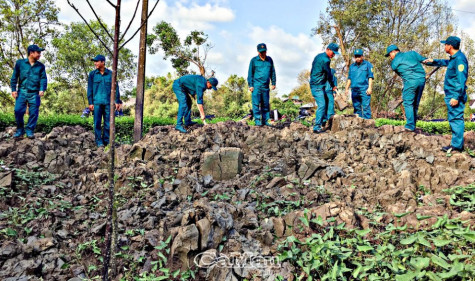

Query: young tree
147;21;212;76
66;0;160;280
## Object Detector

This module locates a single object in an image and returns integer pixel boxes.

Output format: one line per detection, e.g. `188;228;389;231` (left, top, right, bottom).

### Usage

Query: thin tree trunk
133;0;148;143
103;0;121;280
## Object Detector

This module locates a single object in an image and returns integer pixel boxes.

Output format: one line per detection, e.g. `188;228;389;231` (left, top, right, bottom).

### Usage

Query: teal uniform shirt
247;56;276;89
10;58;47;92
391;51;427;85
310;53;334;90
324;69;338;92
348;60;374;90
87;68;120;105
428;51;468;101
176;75;207;104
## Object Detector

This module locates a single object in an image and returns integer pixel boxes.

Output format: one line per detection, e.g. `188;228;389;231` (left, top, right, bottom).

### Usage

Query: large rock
170;225;199;269
201;147;243;181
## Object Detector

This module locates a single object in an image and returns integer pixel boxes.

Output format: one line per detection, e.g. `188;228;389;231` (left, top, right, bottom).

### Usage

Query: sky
57;0;475;96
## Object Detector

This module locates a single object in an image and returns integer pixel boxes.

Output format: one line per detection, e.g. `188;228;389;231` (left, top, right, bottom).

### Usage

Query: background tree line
0;0;473;120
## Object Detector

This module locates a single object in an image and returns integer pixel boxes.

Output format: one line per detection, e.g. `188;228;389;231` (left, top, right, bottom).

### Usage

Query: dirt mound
0;116;473;280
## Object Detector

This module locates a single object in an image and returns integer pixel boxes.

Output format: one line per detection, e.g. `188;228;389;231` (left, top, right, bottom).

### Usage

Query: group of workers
10;35;469;152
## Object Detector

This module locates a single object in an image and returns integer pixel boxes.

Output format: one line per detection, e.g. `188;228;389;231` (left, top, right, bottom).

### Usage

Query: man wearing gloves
345;49;374;119
423;36;469;152
247;43;277;126
172;75;218;134
87;55;122;147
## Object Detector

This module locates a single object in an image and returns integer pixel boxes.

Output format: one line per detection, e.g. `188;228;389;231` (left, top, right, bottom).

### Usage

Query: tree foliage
313;0;474;118
45;21;136;109
0;0;59;87
147;21;212;76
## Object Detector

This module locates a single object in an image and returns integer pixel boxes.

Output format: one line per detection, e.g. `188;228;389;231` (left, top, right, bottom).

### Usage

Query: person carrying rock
172;75;218;133
247;43;277;126
323;68;338;125
87;55;122;147
310;43;339;133
423;36;468;152
10;45;48;139
345;49;374;119
386;44;427;132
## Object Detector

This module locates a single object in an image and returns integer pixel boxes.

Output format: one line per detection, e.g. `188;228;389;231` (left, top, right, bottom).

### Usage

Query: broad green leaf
400;235;417;245
447;254;470;261
432;238;452;247
439;262;463;279
355;229;372;236
425;271;442;281
395;271;418;281
417;235;432;247
431;254;450;269
410;257;430;270
357;245;374;252
394;211;411;218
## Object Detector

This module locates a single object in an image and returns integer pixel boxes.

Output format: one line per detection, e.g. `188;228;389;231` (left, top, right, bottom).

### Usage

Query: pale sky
57;0;475;96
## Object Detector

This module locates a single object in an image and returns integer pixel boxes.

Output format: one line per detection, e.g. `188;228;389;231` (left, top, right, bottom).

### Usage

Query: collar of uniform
95;68;111;75
450;50;460;59
256;55;268;61
353;60;366;67
23;58;38;66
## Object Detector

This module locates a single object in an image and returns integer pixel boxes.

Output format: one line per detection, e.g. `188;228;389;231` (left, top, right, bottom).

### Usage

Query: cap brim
333;51;340;55
212;86;217;91
91;59;98;62
38;48;45;52
258;49;267;52
385;53;390;57
440;40;447;44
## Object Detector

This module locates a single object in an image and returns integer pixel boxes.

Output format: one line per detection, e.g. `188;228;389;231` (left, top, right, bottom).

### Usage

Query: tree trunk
133;0;148;143
103;1;121;280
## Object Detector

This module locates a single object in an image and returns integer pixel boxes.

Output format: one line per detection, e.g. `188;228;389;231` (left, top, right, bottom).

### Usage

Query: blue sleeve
368;62;374;80
347;65;352;81
40;65;47;91
310;56;318;81
324;59;335;88
10;60;20;92
196;82;205;105
270;58;276;86
413;51;427;62
247;58;254;88
455;58;468;100
115;81;121;104
332;69;337;87
87;72;94;105
427;59;449;67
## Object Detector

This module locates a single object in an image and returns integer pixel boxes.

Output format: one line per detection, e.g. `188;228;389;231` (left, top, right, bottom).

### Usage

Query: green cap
327;43;339;55
354;49;364;56
385;45;399;57
440;36;461;49
208;77;218;91
257;43;267;52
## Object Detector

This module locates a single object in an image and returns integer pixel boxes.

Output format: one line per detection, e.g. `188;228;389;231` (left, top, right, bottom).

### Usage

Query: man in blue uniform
87;55;122;147
423;36;469;152
345;49;374;119
10;45;47;139
247;43;276;126
386;45;427;132
323;68;337;124
310;43;339;133
172;75;218;133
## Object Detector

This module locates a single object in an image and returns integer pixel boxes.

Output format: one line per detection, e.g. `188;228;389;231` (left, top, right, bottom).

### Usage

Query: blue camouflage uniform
348;55;374;119
426;37;468;150
310;44;338;132
323;68;338;122
173;75;208;127
247;43;276;126
387;45;427;131
10;46;47;137
87;64;120;147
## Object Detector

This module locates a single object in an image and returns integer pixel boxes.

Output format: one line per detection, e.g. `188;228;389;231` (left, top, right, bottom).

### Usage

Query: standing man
172;75;218;133
10;45;47;139
345;49;374;119
309;43;339;133
247;43;276;126
323;68;338;124
87;55;122;147
385;45;427;132
423;36;468;152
